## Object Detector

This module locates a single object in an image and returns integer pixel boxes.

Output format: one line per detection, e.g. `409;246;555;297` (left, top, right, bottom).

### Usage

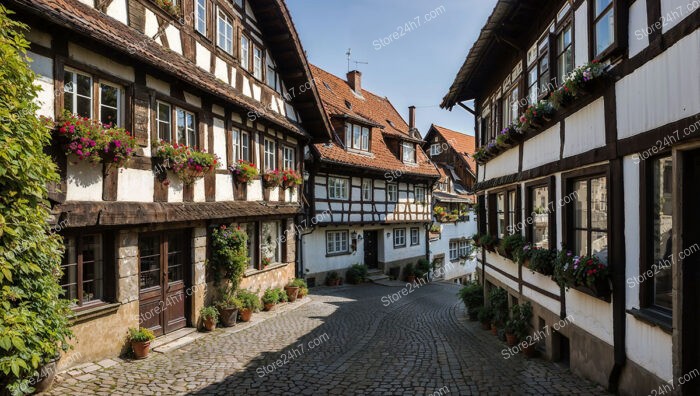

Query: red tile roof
309;65;439;178
431;125;477;174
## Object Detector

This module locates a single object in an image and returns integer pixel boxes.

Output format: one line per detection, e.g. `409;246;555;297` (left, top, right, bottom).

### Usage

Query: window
241;131;250;162
157;101;172;142
253;46;263;80
507;190;516;236
402;142;416;163
593;0;615;57
646;155;673;311
459;240;470;257
387;183;398;202
232;128;240;161
267;62;280;93
243;223;257;270
240;35;250;70
283;146;295;170
430;144;441;156
410;228;420;246
509;87;519;126
362;179;373;201
217;9;233;54
60;234;104;307
449;241;459;261
328;177;349;200
394;229;406;248
261;221;281;264
195;0;207;35
264;138;276;170
528;37;551;103
64;69;123;126
327;231;349;255
556;22;574;83
497;193;506;238
570;175;608;261
176;108;197;146
344;122;370;151
415;186;426;203
529;185;550;249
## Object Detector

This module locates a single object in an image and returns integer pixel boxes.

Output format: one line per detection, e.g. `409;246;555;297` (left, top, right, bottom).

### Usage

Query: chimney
347;70;362;93
408;106;416;130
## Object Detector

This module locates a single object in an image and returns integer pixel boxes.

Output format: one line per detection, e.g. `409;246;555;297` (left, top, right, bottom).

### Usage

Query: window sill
326;251;352;258
627;308;672;334
394;245;407;249
69;302;121;325
244;262;288;277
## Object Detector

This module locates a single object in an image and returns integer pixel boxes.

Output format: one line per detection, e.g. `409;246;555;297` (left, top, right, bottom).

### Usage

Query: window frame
344;122;371;152
264;137;276;171
562;165;609;261
156;101;198;147
402;141;416;164
410;227;420;246
361;179;373;201
253;45;263;81
64;67;124;127
326;230;350;256
260;221;281;266
387;183;398;202
216;7;234;54
240;35;250;70
556;19;574;85
393;228;407;248
449;241;459;261
60;233;113;310
283;146;295;170
195;0;207;37
328;176;349;200
489;186;520;240
414;186;426;204
175;108;197;147
527;35;552;104
590;0;617;60
525;177;557;249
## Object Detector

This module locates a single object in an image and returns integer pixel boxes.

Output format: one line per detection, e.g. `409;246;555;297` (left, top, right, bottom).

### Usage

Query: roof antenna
346;48;368;72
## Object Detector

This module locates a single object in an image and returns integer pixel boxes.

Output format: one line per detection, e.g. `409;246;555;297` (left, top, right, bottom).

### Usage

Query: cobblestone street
48;282;608;395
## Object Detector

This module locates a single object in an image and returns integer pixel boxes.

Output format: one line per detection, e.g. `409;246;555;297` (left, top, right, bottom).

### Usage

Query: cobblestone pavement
47;282;609;395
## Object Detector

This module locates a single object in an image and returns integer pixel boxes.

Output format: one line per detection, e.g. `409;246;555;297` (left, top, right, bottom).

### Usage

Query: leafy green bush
477;306;493;323
236;290;261;312
417;258;431;273
200;306;219;321
0;6;73;394
458;282;484;310
262;289;279;305
127;328;155;343
276;288;288;303
346;264;368;284
403;263;415;278
210;225;248;288
488;288;509;325
498;234;524;259
214;287;243;311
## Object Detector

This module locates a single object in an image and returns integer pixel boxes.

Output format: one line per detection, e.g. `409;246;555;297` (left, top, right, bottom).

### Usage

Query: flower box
572;277;611;302
153;141;219;185
262;170;282;188
229;160;258;185
281;169;302;189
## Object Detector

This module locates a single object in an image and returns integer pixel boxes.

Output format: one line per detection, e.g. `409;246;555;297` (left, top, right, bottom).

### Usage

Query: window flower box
554;249;611;301
153;141;219;185
229;160;258;185
549;60;608;110
54;112;136;168
281;169;302;189
262;169;282;188
154;0;180;18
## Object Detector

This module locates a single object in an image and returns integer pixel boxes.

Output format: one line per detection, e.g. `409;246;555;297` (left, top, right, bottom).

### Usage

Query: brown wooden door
364;231;378;268
138;231;189;337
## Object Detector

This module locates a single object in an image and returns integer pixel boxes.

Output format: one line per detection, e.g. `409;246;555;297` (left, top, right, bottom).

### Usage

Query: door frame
363;230;379;269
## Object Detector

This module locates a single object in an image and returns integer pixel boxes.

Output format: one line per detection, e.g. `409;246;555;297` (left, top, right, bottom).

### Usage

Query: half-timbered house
301;66;441;284
442;0;699;394
8;0;331;368
422;125;478;282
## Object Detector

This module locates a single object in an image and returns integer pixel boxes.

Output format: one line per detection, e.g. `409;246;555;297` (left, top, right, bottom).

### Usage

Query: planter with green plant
480;233;497;252
262;289;280;311
346;264;368;284
284;281;300;303
417;258;431;279
519;244;557;276
153;141;219;185
262;169;282;189
210;224;248;288
215;287;243;327
0;10;74;394
459;281;484;321
554;250;611;301
488;287;509;334
200;306;219;332
404;263;416;283
281;169;303;189
477;307;494;330
326;271;341;286
497;233;524;260
128;327;155;359
289;278;308;299
229;159;259;185
237;289;261;322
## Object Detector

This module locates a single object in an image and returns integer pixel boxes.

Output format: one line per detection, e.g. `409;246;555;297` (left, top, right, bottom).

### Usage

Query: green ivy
210;224;248;289
0;5;73;395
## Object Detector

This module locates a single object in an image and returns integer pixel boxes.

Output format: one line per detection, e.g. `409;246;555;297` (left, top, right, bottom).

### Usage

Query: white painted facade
428;215;478;282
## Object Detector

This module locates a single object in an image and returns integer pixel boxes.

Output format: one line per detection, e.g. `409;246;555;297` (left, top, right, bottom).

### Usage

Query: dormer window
402;141;416;163
344;122;370;152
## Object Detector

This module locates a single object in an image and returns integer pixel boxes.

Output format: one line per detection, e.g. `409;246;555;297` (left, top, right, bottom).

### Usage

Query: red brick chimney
408;106;416;130
347;70;362;93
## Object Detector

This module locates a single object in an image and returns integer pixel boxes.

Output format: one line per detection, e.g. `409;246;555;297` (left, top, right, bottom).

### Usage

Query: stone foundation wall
240;262;295;295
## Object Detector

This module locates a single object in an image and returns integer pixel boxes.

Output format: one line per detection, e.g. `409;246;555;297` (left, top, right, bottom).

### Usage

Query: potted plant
477;307;493;330
215;287;243;327
281;169;303;189
277;287;289;303
153;141;219;185
521;246;556;276
128;327;155;359
290;278;308;299
237;289;261;322
326;271;340;286
480;233;497;252
488;288;508;335
346;264;368;284
262;169;282;188
285;280;301;302
210;224;248;287
229;159;258;185
433;206;447;222
200;306;219;332
262;288;280;311
458;281;484;321
155;0;180;17
497;233;524;260
404;263;416;283
505;304;526;347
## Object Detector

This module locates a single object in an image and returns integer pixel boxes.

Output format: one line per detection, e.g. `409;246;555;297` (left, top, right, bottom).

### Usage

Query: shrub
261;289;279;305
458;282;484;310
417;258;431;274
477;306;493;323
326;271;339;285
404;263;415;278
488;288;509;325
498;234;524;259
214;287;243;311
200;306;219;321
210;225;248;288
346;264;368;284
276;288;288;303
0;7;73;394
128;327;155;343
236;290;262;312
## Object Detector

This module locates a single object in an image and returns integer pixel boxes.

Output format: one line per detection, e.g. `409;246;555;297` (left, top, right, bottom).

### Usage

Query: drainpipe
608;159;627;392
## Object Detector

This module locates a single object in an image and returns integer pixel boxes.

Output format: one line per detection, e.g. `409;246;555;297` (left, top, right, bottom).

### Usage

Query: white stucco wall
628;0;650;58
483;146;519;179
66;161;103;201
563;97;606;157
564;288;614;345
117;169;153;202
522;124;561;170
574;1;589;67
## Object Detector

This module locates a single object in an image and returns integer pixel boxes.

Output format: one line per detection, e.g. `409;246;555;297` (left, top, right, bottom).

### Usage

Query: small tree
210;225;248;289
0;5;73;395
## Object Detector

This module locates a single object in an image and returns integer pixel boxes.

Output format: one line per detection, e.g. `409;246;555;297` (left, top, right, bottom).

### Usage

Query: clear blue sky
286;0;497;137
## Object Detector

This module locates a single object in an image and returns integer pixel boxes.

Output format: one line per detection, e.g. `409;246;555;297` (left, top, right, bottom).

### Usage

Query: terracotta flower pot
203;317;216;332
481;321;491;330
218;308;238;327
131;341;151;359
506;333;518;346
285;286;300;302
264;303;275;311
31;355;60;393
491;323;498;336
406;275;416;283
235;175;250;184
239;308;253;322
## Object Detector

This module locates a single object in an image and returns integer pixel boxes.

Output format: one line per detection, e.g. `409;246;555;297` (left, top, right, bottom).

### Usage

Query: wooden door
138;231;189;337
363;231;378;269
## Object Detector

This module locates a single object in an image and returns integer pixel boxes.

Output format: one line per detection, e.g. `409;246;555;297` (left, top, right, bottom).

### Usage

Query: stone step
151;328;205;354
367;272;390;282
